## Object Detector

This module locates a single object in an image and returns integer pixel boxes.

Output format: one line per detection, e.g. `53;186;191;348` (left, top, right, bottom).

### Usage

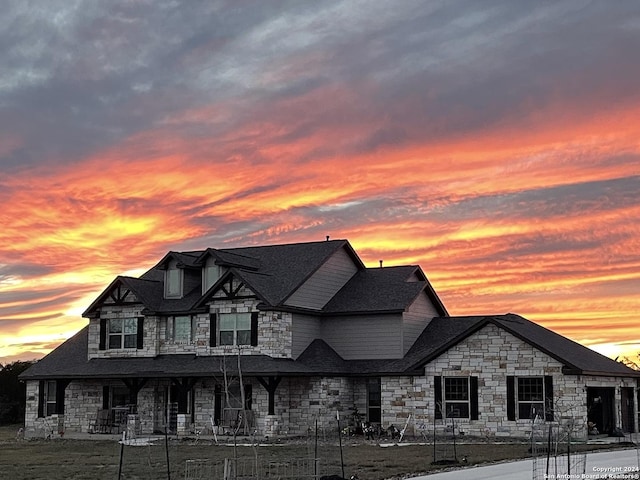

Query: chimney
379;260;383;268
326;235;330;241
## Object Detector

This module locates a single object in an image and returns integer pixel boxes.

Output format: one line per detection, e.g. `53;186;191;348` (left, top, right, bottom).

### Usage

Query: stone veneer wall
24;380;39;432
378;323;639;440
87;307;158;359
193;298;293;359
286;377;361;436
158;315;197;355
381;375;429;434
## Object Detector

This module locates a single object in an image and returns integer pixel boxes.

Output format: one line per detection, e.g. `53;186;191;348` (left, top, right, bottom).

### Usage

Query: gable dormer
155;251;202;300
164;258;183;299
202;256;223;294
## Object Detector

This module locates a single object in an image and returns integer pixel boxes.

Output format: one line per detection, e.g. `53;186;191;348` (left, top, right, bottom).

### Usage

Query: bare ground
0;424;629;480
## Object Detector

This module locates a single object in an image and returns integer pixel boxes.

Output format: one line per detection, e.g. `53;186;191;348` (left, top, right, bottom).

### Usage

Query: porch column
170;377;198;414
122;377;148;407
257;376;282;415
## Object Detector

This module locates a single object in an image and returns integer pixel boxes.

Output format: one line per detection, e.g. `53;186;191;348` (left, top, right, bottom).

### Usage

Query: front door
587;387;615;435
153;386;167;433
621;387;635;433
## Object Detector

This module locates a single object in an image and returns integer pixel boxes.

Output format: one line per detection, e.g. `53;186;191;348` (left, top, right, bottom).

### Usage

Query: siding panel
402;292;440;354
291;314;321;358
321;314;402;359
285;248;358;310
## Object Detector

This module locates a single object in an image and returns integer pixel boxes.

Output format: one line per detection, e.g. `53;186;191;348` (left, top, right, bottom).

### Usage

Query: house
20;239;640;439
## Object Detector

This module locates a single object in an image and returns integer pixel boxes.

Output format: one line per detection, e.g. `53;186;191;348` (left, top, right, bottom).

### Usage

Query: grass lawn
0;424;626;480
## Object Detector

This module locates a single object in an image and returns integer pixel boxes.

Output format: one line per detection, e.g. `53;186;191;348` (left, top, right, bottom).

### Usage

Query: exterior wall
401;293;438;355
286;376;358;436
291;313;321;359
412;324;638;439
321;314;403;359
206;281;293;358
204;299;293;358
159;314;198;355
88;307;158;359
285;247;358;310
24;380;39;432
381;375;429;433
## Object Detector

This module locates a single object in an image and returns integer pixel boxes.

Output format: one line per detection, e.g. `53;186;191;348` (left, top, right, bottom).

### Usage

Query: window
219;313;251;346
507;375;553;421
45;380;57;416
367;378;381;423
444;377;469;418
168;316;194;343
203;262;222;293
111;386;129;408
223;382;253;410
517;377;545;419
434;376;478;420
165;267;182;298
108;318;138;349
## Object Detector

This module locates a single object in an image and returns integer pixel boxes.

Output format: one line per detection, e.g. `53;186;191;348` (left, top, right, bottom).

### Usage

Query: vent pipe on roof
326;235;330;241
379;260;383;268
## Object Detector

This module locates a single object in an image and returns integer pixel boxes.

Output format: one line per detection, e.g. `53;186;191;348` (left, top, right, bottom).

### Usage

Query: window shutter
506;376;515;421
250;312;258;346
99;318;107;350
102;386;110;410
38;380;45;418
209;314;217;347
214;384;222;424
56;380;66;415
136;317;144;349
544;376;554;421
434;376;442;419
244;384;253;410
470;376;479;420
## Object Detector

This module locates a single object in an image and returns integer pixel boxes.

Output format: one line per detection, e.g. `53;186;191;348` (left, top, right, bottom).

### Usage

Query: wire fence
184;457;322;480
531;424;586;480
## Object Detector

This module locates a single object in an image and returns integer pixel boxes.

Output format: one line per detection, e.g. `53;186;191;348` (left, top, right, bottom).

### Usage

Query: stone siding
414;323;638;439
88;306;158;359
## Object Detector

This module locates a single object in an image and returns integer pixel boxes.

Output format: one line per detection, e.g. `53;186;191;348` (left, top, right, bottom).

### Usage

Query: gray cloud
3;1;640;172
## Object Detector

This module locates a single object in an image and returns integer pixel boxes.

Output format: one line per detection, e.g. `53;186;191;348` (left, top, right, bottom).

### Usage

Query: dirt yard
0;424;627;480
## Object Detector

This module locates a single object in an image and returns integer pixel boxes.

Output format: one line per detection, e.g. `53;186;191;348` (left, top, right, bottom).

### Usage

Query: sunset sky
1;1;639;364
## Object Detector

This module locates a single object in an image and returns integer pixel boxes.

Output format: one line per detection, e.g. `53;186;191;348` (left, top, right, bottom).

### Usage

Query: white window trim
443;376;470;419
108;318;138;349
516;376;546;420
45;380;57;416
168;316;195;344
218;312;252;346
165;267;183;298
202;262;222;294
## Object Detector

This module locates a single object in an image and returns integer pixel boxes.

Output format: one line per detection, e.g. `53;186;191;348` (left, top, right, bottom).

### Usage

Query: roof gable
154;251;202;270
82;276;159;317
197;268;267;306
400;314;640;377
323;265;448;316
199;240;359;307
195;248;261;270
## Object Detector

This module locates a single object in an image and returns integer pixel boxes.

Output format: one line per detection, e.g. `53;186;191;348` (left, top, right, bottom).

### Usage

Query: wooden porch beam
256;375;282;415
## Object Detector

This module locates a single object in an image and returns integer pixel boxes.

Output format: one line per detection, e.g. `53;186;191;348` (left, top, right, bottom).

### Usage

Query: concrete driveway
410;448;639;479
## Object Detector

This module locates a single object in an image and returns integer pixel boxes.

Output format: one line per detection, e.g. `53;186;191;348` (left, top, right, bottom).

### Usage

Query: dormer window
165;266;183;298
202;259;222;294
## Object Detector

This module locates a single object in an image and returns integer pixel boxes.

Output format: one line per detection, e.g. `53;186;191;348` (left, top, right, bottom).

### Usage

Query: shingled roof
20;327;384;380
323;265;447;315
397;314;640;377
22;313;638;381
202;240;361;307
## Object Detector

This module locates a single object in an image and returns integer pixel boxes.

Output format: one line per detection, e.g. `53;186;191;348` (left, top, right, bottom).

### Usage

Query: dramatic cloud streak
1;0;639;363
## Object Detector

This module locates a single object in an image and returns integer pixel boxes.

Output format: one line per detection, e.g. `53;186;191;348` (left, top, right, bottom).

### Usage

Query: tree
0;360;36;425
615;356;640;371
